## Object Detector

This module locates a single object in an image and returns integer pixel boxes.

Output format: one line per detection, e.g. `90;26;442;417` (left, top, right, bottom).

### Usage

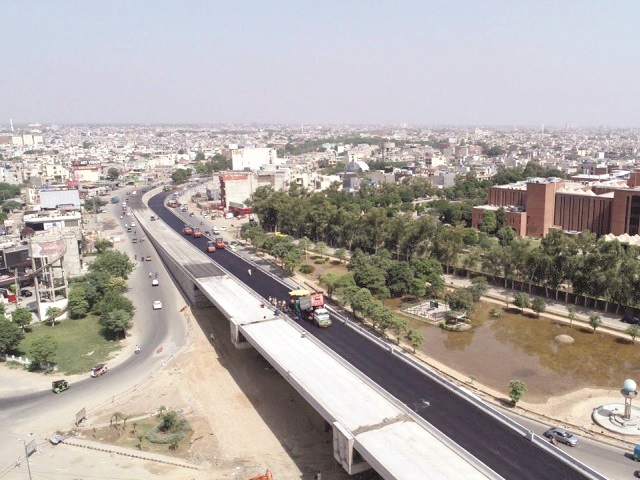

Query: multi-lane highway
148;191;588;480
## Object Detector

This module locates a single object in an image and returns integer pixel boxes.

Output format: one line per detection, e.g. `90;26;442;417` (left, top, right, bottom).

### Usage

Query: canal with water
400;301;640;402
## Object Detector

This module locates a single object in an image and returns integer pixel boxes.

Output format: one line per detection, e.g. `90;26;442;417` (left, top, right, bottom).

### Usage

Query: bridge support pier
332;422;370;475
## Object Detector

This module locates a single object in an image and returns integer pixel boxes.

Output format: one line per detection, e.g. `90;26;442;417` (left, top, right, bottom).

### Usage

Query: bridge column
230;324;253;349
332;422;370;475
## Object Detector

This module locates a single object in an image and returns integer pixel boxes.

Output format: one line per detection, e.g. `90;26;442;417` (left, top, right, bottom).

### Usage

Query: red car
183;225;193;235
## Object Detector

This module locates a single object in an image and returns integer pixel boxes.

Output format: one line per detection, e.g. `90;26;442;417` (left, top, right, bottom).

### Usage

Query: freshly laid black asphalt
150;192;587;480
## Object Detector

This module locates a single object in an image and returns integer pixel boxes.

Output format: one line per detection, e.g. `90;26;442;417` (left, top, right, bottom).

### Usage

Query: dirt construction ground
77;305;349;480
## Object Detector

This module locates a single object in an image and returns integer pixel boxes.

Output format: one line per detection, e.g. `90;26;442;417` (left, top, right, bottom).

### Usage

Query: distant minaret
9;119;13;132
541;123;545;141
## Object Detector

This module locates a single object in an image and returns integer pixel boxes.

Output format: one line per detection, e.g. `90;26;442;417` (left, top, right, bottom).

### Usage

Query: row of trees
252;175;640;312
317;272;424;351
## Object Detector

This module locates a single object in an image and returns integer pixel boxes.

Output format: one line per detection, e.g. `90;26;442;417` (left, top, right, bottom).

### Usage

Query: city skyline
3;1;640;126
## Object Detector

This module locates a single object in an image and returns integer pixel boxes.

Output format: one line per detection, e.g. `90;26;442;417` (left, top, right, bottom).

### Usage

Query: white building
231;147;280;171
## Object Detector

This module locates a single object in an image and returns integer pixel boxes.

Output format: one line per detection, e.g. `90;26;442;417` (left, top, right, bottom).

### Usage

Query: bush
314;258;327;265
299;264;315;274
145;411;192;445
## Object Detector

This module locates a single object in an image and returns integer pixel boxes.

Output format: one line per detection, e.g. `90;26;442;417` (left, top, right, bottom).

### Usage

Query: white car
130;222;136;228
152;279;159;286
219;226;227;231
153;300;162;310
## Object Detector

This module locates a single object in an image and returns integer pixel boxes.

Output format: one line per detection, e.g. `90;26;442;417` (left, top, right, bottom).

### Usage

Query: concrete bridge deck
132;198;494;479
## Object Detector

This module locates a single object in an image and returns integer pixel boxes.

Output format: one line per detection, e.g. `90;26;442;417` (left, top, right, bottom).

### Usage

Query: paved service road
0;188;188;467
149;192;588;480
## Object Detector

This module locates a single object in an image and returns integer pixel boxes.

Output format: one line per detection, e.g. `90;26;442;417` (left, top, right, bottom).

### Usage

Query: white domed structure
623;379;637;394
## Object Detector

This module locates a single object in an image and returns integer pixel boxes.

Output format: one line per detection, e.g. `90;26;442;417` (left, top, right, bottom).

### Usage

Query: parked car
544;427;578;446
146;255;151;261
19;289;33;297
152;279;159;286
153;300;162;310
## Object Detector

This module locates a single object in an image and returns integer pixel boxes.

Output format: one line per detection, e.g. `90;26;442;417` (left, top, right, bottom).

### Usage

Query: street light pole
19;434;34;480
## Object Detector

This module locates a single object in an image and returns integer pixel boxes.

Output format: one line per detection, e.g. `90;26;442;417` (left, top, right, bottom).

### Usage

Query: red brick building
473;175;639;238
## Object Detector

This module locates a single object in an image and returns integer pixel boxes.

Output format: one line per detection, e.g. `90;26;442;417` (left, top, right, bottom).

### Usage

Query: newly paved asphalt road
149;192;588;480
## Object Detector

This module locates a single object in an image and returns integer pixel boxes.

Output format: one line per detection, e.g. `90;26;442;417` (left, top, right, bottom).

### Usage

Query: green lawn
18;314;121;375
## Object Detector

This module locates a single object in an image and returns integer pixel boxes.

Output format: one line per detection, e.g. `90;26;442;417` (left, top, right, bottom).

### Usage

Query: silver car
544;427;578;446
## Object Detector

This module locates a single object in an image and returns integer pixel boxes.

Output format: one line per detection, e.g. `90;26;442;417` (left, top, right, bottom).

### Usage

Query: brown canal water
397;301;640;403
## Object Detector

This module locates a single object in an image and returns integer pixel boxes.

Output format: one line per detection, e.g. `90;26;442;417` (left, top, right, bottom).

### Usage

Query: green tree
45;307;62;327
588;313;602;333
298;237;312;259
626;324;640;343
101;308;133;338
68;286;90;318
195;152;205;161
478;211;497;235
10;307;32;330
29;334;58;365
107;167;120;181
391;315;409;345
387;261;415;298
531;297;546;317
88;250;135;280
314;241;328;258
83;196;106;213
283;249;303;274
94;238;114;253
445;288;475;313
0;318;25;353
469;276;489;301
513;293;531;313
508;379;527;405
105;276;128;293
319;272;341;298
96;292;136;318
567;305;578;329
496;227;516;247
334;247;347;264
171;168;192;184
408;330;424;353
1;200;22;213
351;288;374;320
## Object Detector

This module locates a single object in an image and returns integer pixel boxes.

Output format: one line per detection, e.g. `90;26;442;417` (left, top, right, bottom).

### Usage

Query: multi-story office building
473;172;640;238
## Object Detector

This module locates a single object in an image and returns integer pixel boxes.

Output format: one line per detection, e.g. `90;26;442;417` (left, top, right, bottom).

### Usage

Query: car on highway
152;279;159;286
206;241;216;253
153;300;162;310
19;289;33;297
90;364;108;378
183;225;193;235
544;427;578;446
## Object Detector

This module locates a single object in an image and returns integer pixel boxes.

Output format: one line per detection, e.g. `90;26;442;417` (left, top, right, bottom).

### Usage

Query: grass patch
18;314;121;374
86;413;192;458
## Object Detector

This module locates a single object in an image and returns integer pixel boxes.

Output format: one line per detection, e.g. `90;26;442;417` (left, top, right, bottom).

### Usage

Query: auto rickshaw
52;379;69;393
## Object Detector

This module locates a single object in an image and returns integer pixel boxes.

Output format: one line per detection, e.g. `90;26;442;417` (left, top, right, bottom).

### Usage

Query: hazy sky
3;1;639;126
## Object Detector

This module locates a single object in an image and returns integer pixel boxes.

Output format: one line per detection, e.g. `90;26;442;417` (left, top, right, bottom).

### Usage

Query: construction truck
289;290;332;328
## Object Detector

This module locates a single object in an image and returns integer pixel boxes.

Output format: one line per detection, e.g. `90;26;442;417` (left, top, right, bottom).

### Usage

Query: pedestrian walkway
63;437;200;470
444;274;628;333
